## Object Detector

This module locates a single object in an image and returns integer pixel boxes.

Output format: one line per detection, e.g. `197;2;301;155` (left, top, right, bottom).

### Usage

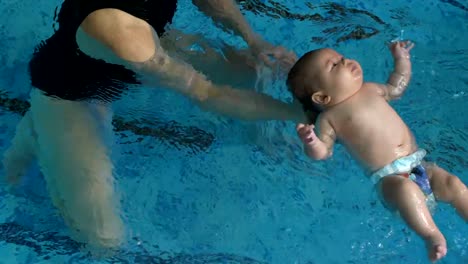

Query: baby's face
307;48;363;100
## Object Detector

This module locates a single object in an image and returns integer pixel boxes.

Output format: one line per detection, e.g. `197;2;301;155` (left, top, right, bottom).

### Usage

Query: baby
287;41;468;262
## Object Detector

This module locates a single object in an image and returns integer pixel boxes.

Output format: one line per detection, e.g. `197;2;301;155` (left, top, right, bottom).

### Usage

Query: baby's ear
311;92;331;106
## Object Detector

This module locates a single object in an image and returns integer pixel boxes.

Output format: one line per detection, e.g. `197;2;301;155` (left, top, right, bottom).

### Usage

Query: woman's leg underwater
2;110;38;184
29;89;124;250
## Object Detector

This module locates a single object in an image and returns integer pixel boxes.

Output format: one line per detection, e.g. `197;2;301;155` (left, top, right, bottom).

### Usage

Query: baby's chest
336;104;375;125
332;105;383;137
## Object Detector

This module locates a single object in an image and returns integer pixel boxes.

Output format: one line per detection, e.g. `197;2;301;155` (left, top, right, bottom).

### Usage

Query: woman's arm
191;0;297;67
79;8;302;121
191;0;259;47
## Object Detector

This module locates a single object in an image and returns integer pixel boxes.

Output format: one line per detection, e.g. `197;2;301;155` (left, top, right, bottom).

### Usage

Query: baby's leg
426;163;468;220
380;175;447;262
29;89;124;252
2;110;38;184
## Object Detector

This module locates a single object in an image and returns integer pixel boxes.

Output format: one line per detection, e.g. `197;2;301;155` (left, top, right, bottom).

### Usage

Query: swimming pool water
0;0;467;263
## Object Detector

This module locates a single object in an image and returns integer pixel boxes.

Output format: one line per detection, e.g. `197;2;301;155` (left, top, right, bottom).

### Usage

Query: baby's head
287;48;363;112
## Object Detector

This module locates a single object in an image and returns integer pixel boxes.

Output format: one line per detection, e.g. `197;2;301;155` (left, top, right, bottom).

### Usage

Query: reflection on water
240;1;387;44
0;222;266;263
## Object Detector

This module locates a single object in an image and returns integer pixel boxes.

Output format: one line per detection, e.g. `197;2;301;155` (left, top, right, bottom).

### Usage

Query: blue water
0;0;467;263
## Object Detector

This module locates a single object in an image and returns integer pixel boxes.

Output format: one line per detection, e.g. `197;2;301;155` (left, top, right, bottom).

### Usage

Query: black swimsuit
29;0;178;102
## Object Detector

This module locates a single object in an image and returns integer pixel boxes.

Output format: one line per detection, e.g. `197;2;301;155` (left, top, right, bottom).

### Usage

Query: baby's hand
296;123;318;145
389;40;414;60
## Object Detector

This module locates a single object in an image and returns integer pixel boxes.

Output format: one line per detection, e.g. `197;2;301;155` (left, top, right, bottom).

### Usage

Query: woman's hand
249;36;297;70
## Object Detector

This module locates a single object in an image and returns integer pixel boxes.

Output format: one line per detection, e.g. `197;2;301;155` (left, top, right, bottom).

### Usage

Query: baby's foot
425;235;447;262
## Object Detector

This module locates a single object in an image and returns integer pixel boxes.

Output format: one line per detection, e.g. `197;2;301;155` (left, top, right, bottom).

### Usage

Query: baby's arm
296;116;336;160
380;41;414;100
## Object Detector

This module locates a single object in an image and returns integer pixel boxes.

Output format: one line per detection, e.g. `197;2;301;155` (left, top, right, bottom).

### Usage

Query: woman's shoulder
79;8;156;63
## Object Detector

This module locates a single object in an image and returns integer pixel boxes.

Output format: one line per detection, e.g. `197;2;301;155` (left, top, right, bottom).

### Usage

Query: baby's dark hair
294;91;319;114
286;49;322;114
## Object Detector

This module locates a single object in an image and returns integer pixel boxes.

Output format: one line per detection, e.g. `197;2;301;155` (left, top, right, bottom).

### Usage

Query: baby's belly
342;127;417;171
353;142;416;171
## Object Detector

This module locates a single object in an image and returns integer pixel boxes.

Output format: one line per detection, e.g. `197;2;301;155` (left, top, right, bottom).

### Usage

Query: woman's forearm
199;84;304;121
131;33;301;122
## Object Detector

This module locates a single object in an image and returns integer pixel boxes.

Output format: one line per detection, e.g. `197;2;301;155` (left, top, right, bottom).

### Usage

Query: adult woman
3;0;300;250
